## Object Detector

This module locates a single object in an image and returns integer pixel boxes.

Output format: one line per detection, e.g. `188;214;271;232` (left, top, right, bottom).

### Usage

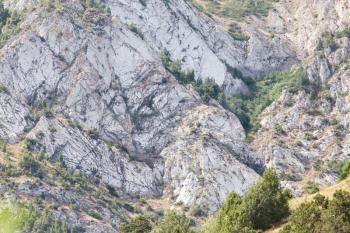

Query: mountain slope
0;0;349;232
192;0;350;195
105;0;297;94
253;23;350;196
0;1;279;230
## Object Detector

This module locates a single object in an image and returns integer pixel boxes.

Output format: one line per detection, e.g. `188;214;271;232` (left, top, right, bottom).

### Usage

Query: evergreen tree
152;210;194;233
320;190;350;233
203;169;290;232
120;215;152;233
282;190;350;233
0;0;9;28
238;169;290;230
339;160;350;180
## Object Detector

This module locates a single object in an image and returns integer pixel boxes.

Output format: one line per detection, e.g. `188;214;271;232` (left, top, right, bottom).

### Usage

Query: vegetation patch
192;0;279;20
0;84;7;93
304;181;320;194
224;67;316;133
161;49;319;134
120;215;153;233
0;201;33;233
316;27;350;51
0;0;23;48
340;160;350;180
191;0;275;42
0;138;135;231
281;191;350;233
0;201;77;233
121;210;195;233
227;22;250;41
161;49;221;102
203;169;290;232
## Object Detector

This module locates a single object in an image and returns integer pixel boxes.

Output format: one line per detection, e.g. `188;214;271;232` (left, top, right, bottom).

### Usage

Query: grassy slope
0;144;38;233
0;201;33;233
0;139;137;232
264;176;350;232
289;176;350;209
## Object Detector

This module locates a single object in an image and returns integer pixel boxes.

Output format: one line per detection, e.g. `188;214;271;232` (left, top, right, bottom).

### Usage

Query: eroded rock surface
106;0;297;94
2;0;348;230
0;0;266;218
162;106;263;212
263;0;350;57
253;37;350;195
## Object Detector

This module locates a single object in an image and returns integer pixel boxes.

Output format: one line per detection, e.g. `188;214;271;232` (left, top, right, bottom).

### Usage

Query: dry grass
264;176;350;232
289;177;350;209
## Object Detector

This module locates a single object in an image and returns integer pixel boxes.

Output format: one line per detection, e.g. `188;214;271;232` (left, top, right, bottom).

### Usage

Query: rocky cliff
0;0;349;231
253;35;350;195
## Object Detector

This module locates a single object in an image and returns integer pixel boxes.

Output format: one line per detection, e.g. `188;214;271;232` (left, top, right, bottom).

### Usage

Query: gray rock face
263;0;350;57
0;91;33;143
27;117;164;198
0;177;123;233
0;0;266;217
162;106;263;212
253;37;350;195
0;32;65;104
0;0;348;230
105;0;297;94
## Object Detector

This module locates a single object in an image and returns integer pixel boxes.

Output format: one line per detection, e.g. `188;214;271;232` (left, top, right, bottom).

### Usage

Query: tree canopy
203;169;290;232
281;190;350;233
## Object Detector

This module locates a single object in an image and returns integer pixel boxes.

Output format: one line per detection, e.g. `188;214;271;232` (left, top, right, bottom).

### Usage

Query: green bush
126;22;144;39
334;27;350;39
152;210;194;233
0;201;34;233
228;23;250;41
87;128;99;140
225;66;312;133
190;205;207;217
339;160;350;180
19;153;43;178
0;0;9;27
86;210;102;220
0;201;79;233
280;201;322;233
239;169;290;229
317;28;350;51
282;191;350;233
161;49;195;84
37;0;67;11
0;2;23;48
0;84;7;93
327;160;345;174
29;210;78;233
193;78;220;102
304;132;318;141
273;124;285;135
53;166;93;192
80;0;104;9
120;215;152;233
204;169;290;232
304;181;320;194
